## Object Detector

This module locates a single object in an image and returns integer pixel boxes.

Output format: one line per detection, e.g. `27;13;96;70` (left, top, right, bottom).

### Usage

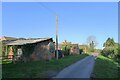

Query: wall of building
7;39;55;62
30;40;55;61
70;45;79;55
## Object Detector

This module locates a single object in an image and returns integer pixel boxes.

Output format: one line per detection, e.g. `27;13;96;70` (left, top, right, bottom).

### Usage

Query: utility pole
56;15;58;60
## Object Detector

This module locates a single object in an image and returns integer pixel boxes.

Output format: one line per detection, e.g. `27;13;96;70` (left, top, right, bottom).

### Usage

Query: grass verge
92;55;119;78
2;54;88;78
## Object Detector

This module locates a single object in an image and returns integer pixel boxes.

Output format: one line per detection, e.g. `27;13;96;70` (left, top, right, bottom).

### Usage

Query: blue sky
2;2;118;49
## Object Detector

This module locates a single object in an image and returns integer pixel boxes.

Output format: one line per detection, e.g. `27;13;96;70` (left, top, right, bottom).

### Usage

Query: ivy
12;46;18;55
2;45;6;56
22;44;36;57
7;46;10;55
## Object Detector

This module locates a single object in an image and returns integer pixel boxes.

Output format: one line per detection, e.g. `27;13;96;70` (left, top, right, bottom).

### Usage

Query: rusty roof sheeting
7;38;52;45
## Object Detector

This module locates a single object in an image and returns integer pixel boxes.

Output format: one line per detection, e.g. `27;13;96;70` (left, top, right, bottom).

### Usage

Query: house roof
71;44;79;48
2;40;15;45
7;38;52;46
61;40;71;44
72;44;79;46
0;36;17;41
79;45;88;47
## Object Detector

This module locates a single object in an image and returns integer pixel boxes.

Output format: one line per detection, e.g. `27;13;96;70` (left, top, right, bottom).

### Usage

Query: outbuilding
6;38;55;62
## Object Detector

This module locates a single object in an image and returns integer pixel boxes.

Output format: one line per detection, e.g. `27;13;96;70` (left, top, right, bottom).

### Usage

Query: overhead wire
37;2;57;16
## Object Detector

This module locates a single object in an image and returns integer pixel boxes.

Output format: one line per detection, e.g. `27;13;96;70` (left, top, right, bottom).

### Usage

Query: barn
6;38;55;62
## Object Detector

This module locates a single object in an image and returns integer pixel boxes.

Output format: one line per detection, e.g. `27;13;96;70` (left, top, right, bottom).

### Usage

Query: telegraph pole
56;15;58;60
38;3;58;60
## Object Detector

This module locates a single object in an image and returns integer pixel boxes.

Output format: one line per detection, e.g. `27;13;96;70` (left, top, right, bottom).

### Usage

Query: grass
2;54;89;78
92;55;119;78
0;46;2;65
0;46;2;56
1;60;12;64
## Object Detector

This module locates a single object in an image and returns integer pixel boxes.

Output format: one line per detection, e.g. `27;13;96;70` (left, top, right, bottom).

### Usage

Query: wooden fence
0;55;23;63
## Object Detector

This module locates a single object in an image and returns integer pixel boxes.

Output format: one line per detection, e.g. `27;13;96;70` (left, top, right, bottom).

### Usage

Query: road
54;55;96;78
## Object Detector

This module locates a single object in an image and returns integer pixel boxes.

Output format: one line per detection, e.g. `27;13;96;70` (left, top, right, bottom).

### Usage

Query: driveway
54;55;96;78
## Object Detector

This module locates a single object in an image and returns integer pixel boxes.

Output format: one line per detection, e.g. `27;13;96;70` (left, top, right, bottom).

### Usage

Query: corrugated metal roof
7;38;52;45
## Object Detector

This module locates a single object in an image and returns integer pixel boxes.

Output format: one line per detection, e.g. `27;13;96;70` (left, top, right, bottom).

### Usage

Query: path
54;55;96;78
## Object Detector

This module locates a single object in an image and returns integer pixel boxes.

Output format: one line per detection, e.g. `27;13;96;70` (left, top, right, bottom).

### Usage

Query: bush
101;48;114;58
62;47;70;55
62;44;71;56
55;50;64;59
90;49;94;52
117;46;120;58
79;49;83;54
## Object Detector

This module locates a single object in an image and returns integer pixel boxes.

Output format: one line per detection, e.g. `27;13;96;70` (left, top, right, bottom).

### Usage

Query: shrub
79;49;83;54
62;44;72;56
101;48;114;58
117;49;120;58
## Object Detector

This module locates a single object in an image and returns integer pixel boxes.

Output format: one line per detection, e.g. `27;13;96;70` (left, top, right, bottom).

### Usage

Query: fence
0;55;23;63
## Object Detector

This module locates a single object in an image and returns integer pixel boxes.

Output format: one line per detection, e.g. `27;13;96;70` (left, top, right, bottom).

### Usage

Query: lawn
0;46;2;56
92;55;119;78
2;54;89;78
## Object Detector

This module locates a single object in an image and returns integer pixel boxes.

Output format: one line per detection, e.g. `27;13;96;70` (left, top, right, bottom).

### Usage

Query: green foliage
103;38;115;47
1;59;12;64
1;45;10;56
89;41;95;52
101;38;119;59
62;43;72;55
117;46;120;58
90;49;94;52
22;44;36;57
101;47;114;58
87;36;97;52
0;46;2;56
62;47;70;55
7;46;10;55
114;47;119;58
12;46;18;55
79;49;83;54
2;45;6;56
79;45;91;53
94;49;102;53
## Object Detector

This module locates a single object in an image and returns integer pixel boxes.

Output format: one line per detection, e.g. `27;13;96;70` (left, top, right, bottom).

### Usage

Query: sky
2;0;119;2
2;2;118;49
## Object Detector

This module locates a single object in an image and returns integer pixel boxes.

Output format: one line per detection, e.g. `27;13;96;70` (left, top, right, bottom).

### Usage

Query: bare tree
87;36;98;51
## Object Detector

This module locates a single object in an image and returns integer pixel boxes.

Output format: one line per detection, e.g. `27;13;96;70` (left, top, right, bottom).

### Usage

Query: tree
89;41;95;52
101;38;117;59
103;38;115;47
61;40;72;55
87;36;97;52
